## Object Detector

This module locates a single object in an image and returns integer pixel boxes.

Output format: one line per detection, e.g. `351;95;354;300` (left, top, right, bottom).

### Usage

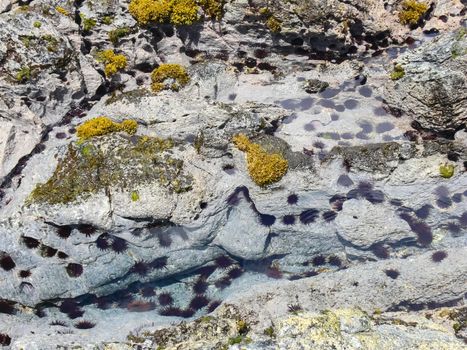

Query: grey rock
335;199;412;248
304;78;330;94
384;30;467;132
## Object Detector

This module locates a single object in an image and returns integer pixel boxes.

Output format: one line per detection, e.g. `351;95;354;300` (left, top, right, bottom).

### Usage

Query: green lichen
390;64;405;80
33;21;42;28
16;66;32;82
228;335;243;345
263;326;275;337
55;6;70;16
28;133;191;205
20;35;34;48
236;320;249;335
198;0;225;20
259;7;281;33
109;27;131;46
101;15;114;25
451;28;467;58
80;14;97;32
42;34;59;52
439;163;454;178
131;191;140;201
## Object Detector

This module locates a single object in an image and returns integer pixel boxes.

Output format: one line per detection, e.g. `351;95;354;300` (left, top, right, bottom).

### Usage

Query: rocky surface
0;0;466;348
384;28;467;133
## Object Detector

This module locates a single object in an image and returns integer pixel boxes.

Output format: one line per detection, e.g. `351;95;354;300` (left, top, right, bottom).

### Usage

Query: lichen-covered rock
384;29;467;132
113;305;465;350
0;0;466;347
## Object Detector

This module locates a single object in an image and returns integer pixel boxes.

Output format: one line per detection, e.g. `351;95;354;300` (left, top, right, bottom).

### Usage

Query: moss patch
28;134;192;205
109;27;132;45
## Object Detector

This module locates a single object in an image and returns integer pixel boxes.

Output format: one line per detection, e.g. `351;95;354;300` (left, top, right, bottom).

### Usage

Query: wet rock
335;199;412;248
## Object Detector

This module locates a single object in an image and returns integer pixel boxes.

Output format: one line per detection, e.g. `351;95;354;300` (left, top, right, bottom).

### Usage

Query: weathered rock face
384;29;467;133
0;0;466;348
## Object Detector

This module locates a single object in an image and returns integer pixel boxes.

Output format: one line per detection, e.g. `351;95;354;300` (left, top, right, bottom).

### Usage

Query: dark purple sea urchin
189;295;210;310
130;261;149;276
66;263;83;278
150;256;168;269
384;269;400;279
74;320;95;329
431;250;447;263
111;236;128;253
192;278;208;294
215;255;234;269
158;292;174;306
0;255;15;271
287;194;299;205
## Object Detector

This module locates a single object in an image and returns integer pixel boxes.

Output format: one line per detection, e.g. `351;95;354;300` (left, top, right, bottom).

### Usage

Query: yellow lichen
233;134;288;187
150;63;190;93
76;117;138;140
170;0;199;25
390;64;405;80
398;0;428;25
97;50;127;77
266;16;282;33
439;163;455;178
55;6;70;16
129;0;224;25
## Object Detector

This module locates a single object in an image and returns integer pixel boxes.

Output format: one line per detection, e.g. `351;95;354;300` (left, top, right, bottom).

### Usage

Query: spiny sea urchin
189;295;210;310
299;209;319;224
74;320;96;329
431;250;447;262
150;256;168;269
111;236;128;253
158;292;174;306
130;261;149;276
215;255;234;269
